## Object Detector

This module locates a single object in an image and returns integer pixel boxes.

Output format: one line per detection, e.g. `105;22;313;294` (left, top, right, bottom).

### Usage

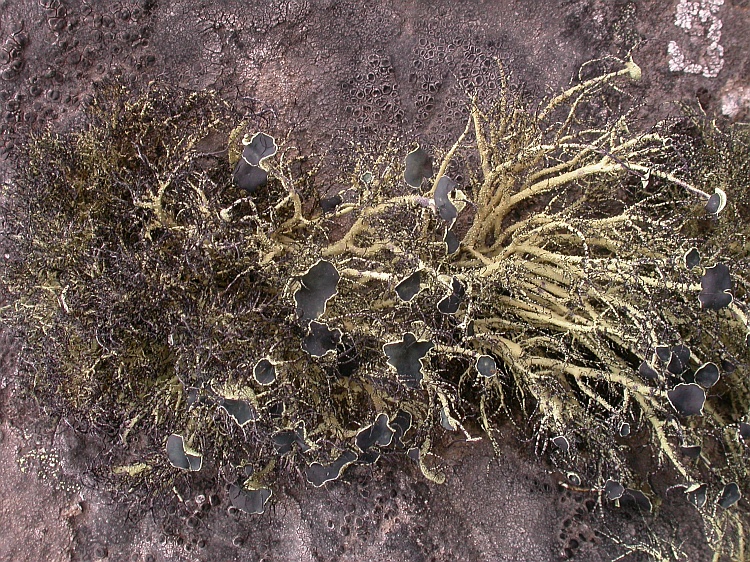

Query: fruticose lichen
2;60;749;558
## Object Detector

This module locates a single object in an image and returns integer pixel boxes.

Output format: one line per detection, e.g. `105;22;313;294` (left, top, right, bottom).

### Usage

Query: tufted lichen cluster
2;60;749;559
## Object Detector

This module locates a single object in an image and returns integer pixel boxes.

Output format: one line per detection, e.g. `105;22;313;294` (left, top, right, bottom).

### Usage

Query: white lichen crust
668;0;725;78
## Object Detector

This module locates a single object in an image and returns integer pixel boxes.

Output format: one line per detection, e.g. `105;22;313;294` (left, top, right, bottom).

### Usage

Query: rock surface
2;0;748;560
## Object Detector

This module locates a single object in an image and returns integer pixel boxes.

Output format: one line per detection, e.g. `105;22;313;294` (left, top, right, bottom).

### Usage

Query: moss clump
3;62;749;558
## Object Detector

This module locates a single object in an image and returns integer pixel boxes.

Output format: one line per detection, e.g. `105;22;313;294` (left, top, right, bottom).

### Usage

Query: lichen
3;62;749;559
